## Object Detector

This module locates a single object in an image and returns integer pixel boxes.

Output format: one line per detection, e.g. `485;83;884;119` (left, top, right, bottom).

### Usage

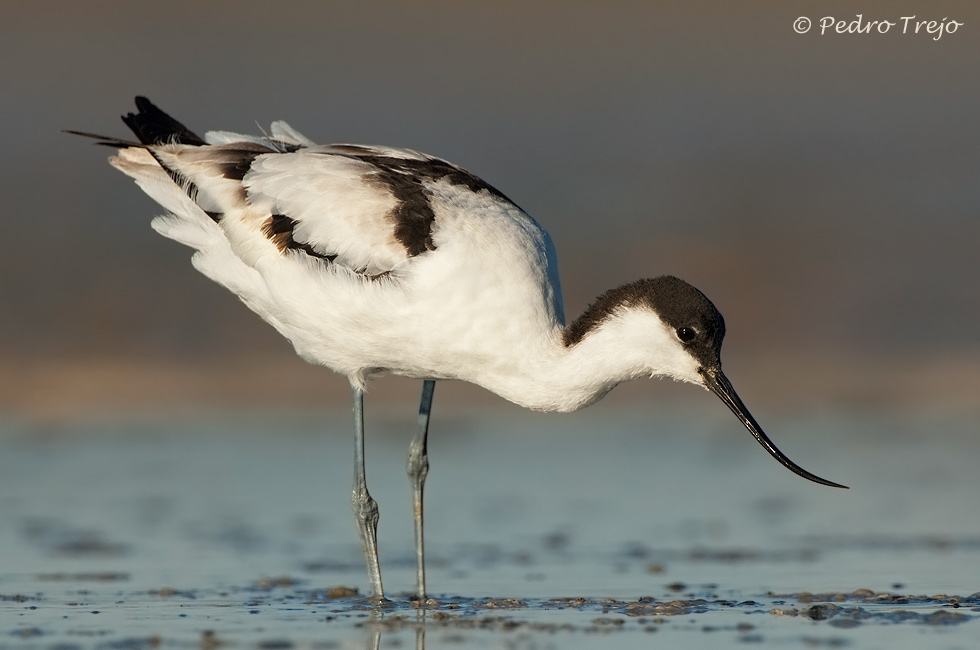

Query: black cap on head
632;276;726;372
564;275;724;367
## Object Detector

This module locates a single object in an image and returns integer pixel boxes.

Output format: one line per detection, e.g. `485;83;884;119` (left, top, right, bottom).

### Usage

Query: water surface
1;407;978;648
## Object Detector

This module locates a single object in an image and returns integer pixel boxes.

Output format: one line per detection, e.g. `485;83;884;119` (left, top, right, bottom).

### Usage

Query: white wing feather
109;147;278;311
244;151;409;274
117;136;440;277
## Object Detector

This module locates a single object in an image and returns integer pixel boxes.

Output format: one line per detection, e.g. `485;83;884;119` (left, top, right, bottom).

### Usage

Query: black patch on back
121;96;207;146
357;155;511;203
212;143;273;181
263;213;337;262
370;162;438;257
216;158;252;181
563;276;726;369
323;150;517;258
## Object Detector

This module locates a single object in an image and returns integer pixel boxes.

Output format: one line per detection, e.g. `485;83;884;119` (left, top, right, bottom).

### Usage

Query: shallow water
1;406;978;649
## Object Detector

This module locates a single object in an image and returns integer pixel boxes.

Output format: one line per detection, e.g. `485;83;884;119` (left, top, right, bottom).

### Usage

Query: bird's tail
69;97;281;311
66;96;206;148
121;96;207;146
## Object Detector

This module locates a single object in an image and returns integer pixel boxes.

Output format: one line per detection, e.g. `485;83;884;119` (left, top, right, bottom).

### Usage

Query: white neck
471;306;702;413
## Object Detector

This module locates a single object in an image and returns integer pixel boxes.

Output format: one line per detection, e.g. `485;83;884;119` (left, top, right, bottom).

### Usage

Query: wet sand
1;406;978;648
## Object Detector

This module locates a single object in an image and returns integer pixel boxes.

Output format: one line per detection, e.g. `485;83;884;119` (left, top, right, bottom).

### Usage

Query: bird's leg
406;380;435;602
351;385;385;601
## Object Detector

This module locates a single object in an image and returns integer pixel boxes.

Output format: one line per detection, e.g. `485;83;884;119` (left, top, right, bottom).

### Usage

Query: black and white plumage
72;97;845;603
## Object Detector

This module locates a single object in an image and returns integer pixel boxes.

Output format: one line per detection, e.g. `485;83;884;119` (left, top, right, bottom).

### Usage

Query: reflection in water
364;608;426;650
415;611;426;650
366;623;380;650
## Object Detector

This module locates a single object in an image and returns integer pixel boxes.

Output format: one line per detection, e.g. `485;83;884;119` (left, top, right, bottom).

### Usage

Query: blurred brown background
2;1;978;418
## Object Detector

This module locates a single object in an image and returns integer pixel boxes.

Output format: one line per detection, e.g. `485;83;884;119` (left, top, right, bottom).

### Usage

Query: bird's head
569;276;846;489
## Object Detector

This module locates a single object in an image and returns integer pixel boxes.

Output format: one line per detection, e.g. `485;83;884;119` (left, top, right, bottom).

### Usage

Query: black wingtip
64;129;141;148
121;96;207;146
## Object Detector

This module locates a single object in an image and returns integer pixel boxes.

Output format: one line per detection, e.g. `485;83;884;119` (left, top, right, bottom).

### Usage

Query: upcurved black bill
701;369;847;489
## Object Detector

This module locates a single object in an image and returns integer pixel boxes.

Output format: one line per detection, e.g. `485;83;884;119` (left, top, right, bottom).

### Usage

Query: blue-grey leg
407;380;435;601
351;385;384;601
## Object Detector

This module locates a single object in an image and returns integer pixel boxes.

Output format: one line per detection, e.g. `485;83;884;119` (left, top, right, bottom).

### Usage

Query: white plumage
73;97;845;603
109;127;574;406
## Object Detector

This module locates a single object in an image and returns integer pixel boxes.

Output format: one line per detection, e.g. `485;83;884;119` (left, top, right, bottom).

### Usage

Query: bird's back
103;99;566;387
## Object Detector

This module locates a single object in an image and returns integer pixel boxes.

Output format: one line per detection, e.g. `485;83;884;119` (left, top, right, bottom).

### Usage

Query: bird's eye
676;327;697;343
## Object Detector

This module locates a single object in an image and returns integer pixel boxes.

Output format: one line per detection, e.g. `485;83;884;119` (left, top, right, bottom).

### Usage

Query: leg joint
406;440;429;482
351;488;379;523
